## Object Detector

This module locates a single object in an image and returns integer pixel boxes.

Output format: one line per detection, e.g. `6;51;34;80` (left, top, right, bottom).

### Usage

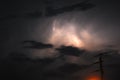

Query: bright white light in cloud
48;19;104;50
49;19;84;48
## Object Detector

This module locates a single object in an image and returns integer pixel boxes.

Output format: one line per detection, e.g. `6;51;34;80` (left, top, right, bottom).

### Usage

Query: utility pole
98;54;104;80
91;49;118;80
91;53;104;80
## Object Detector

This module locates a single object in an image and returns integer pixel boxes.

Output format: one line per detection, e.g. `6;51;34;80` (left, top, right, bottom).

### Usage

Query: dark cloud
58;63;89;74
45;0;95;16
0;0;95;20
0;48;120;80
0;12;42;21
0;51;87;80
22;40;53;49
56;45;85;56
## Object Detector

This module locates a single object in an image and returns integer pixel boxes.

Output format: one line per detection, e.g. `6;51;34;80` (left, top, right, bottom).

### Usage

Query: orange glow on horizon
86;76;101;80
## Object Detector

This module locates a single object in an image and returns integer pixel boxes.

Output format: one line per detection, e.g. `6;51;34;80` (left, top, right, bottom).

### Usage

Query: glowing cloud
48;19;105;51
49;20;84;48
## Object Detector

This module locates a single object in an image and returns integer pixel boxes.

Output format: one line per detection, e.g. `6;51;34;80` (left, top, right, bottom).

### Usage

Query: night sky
0;0;120;80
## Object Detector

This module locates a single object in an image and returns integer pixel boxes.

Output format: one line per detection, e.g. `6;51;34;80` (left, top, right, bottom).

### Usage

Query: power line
91;49;118;80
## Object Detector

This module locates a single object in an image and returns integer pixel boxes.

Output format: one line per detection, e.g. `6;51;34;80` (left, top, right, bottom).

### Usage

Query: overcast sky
0;0;120;80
